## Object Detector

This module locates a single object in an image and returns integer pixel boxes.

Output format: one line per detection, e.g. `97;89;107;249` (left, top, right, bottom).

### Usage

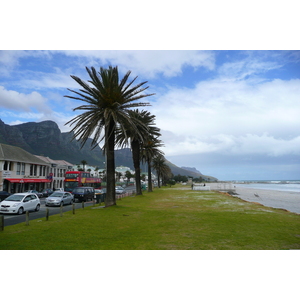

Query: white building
36;156;73;190
0;143;74;193
0;144;51;193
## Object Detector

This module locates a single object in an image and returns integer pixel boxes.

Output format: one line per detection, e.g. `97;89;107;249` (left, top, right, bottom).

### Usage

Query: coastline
233;186;300;214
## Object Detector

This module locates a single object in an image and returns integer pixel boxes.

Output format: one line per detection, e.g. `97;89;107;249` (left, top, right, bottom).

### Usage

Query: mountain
0;119;217;180
164;160;216;181
181;166;202;175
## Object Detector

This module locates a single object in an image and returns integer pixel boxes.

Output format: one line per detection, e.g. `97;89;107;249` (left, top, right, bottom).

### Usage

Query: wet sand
233;186;300;214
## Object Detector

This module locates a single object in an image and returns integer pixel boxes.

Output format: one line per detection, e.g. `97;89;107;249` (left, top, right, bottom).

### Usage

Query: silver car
45;191;73;206
0;193;40;214
115;186;125;194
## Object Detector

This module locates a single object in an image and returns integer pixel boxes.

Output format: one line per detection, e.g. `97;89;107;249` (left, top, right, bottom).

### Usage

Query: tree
115;171;122;182
65;66;154;207
141;137;164;192
152;154;171;188
124;170;134;186
81;160;87;171
174;174;188;183
115;109;160;195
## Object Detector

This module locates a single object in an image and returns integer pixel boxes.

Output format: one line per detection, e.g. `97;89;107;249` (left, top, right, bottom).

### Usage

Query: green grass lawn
1;185;299;250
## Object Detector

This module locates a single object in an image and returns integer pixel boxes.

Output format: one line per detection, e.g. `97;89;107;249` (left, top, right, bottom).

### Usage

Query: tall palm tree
141;137;164;192
152;154;172;188
115;109;160;195
65;66;154;207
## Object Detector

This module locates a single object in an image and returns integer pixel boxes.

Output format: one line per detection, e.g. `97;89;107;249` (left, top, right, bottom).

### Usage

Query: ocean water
234;180;300;193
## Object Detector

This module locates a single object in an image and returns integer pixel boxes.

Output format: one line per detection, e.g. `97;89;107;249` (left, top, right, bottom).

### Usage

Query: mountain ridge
0;119;217;180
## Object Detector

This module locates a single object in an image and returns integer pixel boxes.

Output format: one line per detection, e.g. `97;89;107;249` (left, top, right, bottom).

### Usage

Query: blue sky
1;50;299;181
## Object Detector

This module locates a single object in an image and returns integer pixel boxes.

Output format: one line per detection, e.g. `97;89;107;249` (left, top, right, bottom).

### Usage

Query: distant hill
0;119;217;180
181;166;202;175
165;160;217;181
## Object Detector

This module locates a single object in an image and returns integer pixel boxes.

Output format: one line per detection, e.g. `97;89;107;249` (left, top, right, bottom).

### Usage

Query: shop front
3;178;52;193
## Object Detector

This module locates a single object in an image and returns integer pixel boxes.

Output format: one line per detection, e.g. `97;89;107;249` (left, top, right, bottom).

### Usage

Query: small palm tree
65;66;154;207
152;155;172;188
115;109;160;195
81;160;87;171
141;137;164;192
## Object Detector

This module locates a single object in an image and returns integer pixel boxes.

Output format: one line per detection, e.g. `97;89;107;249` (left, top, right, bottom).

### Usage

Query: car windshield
5;195;24;202
50;192;64;197
73;188;85;193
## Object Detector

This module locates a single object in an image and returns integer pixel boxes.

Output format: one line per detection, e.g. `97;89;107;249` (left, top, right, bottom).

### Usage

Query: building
0;143;73;193
0;143;51;193
35;156;73;190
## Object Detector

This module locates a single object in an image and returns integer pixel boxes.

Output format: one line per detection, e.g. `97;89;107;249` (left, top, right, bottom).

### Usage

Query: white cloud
0;50;51;76
151;77;300;158
0;86;51;113
61;50;216;78
217;58;282;81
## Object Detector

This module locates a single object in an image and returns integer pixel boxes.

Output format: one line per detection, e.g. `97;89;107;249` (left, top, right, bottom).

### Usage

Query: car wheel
35;204;40;211
61;201;64;206
70;199;73;205
18;207;24;215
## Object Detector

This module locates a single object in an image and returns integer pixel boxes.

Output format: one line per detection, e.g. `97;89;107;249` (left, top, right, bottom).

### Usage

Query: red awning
5;178;52;183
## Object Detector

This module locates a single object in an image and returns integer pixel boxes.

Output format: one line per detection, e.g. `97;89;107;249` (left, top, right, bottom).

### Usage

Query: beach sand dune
233;186;300;214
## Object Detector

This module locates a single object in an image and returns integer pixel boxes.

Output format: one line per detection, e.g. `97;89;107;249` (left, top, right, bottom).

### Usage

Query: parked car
72;187;95;202
115;186;125;194
41;188;53;197
45;191;73;206
0;191;11;202
0;193;40;214
25;190;43;198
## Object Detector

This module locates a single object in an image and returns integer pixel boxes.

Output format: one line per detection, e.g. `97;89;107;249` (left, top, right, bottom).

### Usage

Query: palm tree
115;109;160;195
141;137;164;192
152;155;172;188
65;66;154;207
81;160;87;171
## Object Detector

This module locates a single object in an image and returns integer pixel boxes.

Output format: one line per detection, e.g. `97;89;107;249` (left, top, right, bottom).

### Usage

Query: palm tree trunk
131;139;142;195
105;120;116;207
147;159;153;192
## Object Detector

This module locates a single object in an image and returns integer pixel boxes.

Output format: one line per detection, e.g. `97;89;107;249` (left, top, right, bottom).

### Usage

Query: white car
115;186;125;194
0;193;40;214
45;191;73;206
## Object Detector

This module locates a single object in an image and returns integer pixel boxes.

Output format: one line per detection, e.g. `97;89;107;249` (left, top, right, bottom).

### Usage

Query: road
0;186;136;227
0;198;99;227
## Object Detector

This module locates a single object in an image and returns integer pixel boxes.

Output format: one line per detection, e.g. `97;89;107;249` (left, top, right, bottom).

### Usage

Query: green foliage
166;179;176;187
193;176;205;183
173;174;189;182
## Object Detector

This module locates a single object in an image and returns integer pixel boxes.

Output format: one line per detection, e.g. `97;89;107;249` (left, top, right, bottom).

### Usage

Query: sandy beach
233;186;300;214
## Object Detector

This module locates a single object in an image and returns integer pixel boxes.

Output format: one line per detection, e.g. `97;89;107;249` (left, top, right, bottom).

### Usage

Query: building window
30;164;37;176
17;162;21;175
4;161;13;171
21;163;25;175
39;166;43;176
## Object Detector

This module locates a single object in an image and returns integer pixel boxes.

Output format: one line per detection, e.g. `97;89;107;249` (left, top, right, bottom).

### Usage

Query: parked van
72;187;95;202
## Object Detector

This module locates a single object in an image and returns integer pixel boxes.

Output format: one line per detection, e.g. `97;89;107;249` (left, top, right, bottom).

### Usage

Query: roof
35;155;73;167
0;143;47;165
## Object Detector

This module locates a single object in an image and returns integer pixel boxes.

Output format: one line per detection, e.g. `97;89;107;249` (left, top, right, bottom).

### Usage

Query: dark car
0;191;11;202
41;188;53;197
25;190;43;198
72;187;95;202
